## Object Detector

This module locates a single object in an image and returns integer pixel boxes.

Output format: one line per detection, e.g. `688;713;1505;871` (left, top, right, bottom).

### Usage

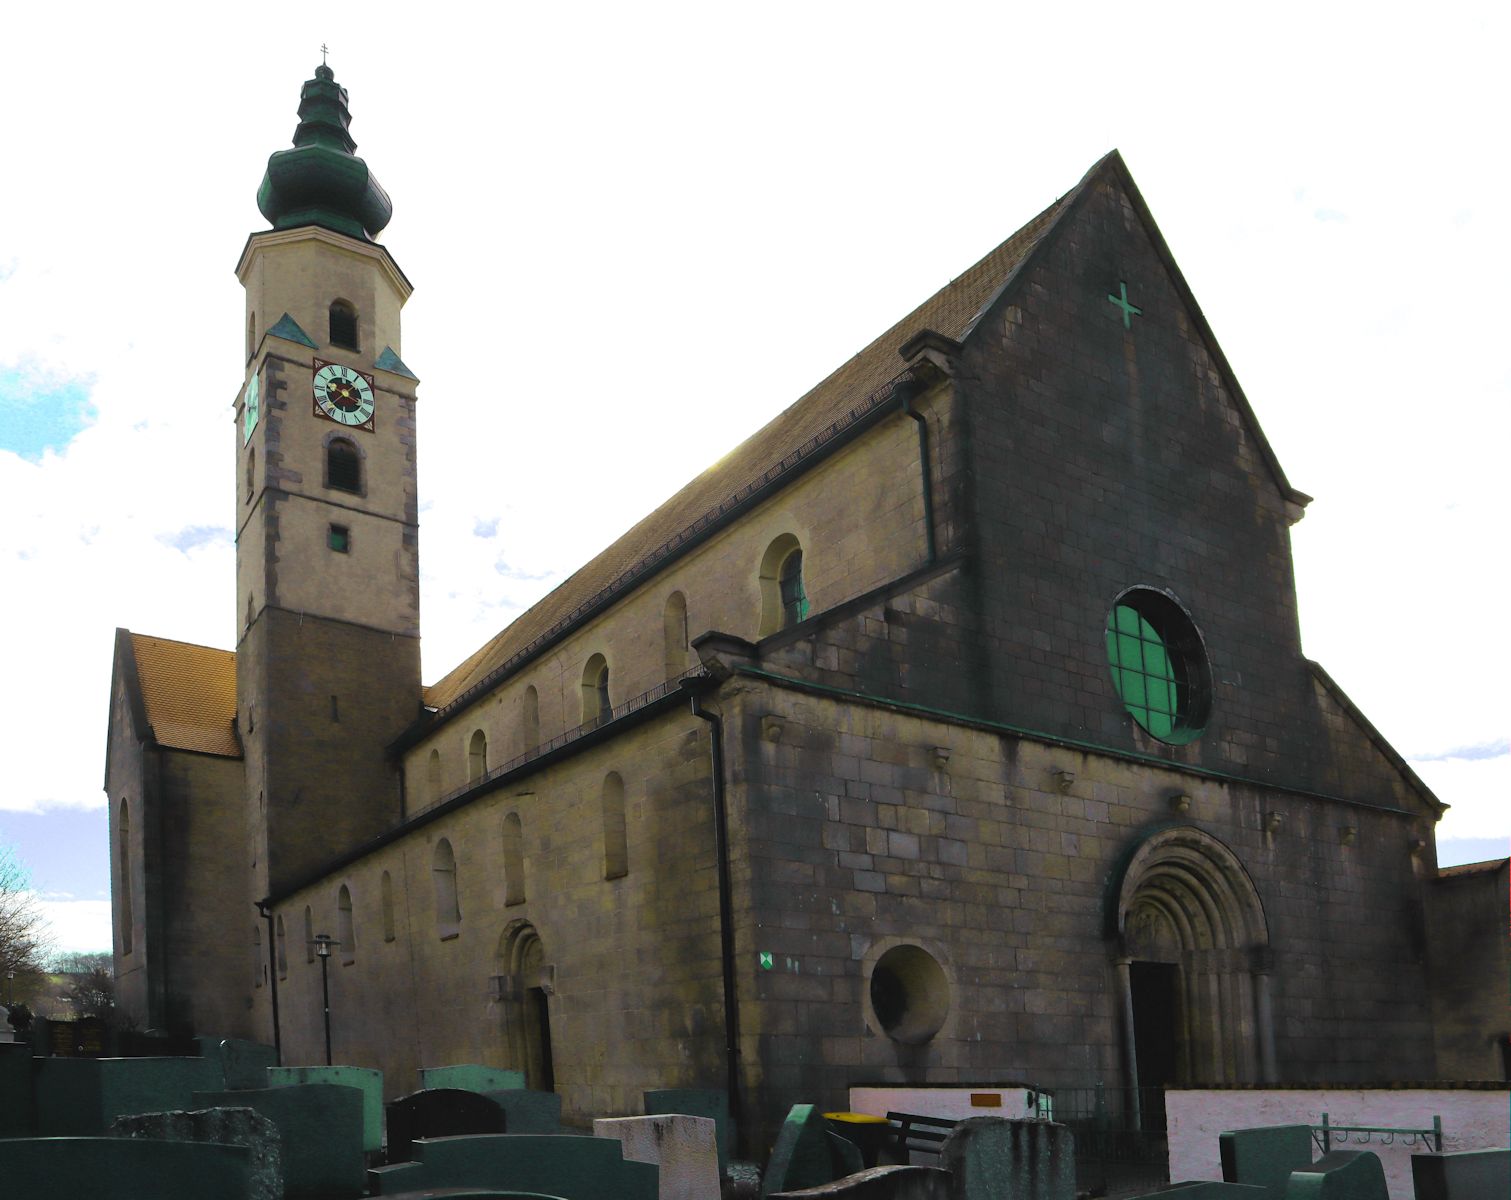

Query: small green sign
759;951;773;970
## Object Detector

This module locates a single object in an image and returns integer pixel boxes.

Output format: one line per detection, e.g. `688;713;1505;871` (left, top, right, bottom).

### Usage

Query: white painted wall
1166;1087;1511;1200
847;1086;1042;1123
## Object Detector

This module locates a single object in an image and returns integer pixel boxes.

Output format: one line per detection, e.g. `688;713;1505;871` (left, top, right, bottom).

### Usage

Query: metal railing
1314;1113;1443;1155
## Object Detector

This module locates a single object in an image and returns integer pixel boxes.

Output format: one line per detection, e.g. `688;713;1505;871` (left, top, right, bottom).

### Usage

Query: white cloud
35;898;113;956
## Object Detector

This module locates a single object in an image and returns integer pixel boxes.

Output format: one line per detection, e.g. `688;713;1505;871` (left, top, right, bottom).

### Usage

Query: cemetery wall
272;706;728;1120
1425;859;1510;1080
1166;1084;1511;1200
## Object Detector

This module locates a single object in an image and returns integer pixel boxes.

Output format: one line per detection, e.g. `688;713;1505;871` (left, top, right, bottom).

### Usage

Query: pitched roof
1437;858;1509;879
129;633;241;758
423;175;1078;713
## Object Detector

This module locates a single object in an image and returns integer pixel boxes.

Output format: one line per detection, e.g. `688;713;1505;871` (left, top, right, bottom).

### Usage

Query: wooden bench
885;1111;959;1162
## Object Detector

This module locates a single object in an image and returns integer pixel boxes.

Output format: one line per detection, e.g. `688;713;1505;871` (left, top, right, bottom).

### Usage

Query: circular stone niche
869;944;950;1043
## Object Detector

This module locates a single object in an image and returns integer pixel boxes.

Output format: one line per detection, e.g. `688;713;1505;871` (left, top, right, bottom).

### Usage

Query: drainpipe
902;392;937;566
256;900;282;1064
689;689;743;1157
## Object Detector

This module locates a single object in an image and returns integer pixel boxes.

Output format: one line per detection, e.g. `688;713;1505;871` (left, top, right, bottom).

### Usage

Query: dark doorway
1130;961;1179;1130
525;986;555;1093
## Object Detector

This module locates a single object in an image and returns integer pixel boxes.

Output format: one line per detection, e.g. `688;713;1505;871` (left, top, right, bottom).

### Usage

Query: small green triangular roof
373;346;417;380
266;312;317;349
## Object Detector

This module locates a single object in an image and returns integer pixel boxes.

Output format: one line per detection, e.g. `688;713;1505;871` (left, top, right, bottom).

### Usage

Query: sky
1;2;1506;954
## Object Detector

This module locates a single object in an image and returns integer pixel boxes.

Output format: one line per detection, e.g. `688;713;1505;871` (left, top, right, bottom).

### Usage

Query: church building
106;65;1458;1150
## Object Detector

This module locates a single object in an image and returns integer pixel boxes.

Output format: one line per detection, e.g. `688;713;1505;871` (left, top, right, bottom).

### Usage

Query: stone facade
106;102;1466;1161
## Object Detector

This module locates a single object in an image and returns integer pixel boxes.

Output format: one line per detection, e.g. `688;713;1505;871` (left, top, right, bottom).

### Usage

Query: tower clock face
242;368;260;445
312;360;376;429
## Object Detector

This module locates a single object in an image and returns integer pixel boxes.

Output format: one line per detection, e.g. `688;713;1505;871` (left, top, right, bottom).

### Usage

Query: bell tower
234;63;421;898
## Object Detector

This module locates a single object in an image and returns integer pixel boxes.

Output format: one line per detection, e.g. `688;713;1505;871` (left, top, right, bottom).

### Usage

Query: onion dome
256;64;392;241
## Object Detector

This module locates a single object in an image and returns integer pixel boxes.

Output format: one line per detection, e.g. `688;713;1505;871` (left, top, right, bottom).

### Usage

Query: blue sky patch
0;364;95;459
156;525;232;553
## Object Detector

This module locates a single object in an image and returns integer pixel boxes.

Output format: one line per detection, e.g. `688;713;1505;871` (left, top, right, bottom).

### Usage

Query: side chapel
106;65;1460;1148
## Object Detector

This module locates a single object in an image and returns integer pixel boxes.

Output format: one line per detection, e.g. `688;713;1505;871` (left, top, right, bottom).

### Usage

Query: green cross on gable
1108;281;1142;329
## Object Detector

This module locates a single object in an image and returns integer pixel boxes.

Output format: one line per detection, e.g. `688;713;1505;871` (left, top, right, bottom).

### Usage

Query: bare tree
54;950;116;1021
0;844;52;1005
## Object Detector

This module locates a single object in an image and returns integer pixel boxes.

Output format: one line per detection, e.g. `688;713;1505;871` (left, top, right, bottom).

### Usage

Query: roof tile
129;633;241;758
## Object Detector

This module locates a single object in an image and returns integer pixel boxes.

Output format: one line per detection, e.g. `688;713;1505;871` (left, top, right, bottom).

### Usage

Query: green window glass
779;550;809;627
1104;591;1209;744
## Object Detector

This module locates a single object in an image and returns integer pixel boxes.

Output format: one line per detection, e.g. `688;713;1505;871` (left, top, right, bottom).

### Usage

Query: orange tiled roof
424;185;1077;711
130;633;241;758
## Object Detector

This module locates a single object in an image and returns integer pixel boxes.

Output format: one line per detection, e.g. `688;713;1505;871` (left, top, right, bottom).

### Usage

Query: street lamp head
313;934;337;960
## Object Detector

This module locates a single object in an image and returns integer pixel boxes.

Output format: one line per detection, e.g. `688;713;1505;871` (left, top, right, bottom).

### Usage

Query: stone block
195;1037;277;1090
645;1087;732;1173
1283;1150;1387;1200
419;1063;527;1093
595;1113;721;1200
1410;1147;1511;1200
36;1055;225;1135
770;1164;952;1198
267;1065;385;1153
111;1105;282;1200
0;1135;253;1199
367;1132;658;1199
938;1116;1075;1200
196;1083;366;1199
386;1087;507;1163
1219;1125;1315;1198
486;1087;563;1134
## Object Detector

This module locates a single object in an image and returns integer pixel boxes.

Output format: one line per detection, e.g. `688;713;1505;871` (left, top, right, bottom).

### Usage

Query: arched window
253;925;264;989
327;438;361;494
118;799;133;956
427;749;442;803
468;729;488;781
433;838;460;936
522;686;540;753
276;914;288;979
338;884;355;963
503;812;525;906
581;654;611;727
304;905;315;963
246;446;255;502
381;871;396;942
759;533;808;636
601;772;627;880
663;591;689;679
329;299;359;351
247;311;257;361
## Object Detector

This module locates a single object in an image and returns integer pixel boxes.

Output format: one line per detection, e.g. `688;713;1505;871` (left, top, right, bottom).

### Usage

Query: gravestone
1411;1147;1511;1200
35;1055;225;1135
418;1063;526;1093
645;1087;732;1174
196;1083;366;1199
764;1104;863;1196
386;1087;506;1163
0;1135;253;1199
938;1116;1074;1200
595;1114;720;1200
1220;1125;1315;1198
1284;1150;1387;1200
770;1164;953;1199
111;1105;282;1200
195;1037;277;1090
267;1065;385;1154
0;1041;32;1135
487;1087;563;1133
367;1132;658;1199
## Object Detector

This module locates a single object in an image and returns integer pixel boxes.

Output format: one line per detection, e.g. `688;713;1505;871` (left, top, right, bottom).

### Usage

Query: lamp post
312;934;338;1066
5;970;13;1007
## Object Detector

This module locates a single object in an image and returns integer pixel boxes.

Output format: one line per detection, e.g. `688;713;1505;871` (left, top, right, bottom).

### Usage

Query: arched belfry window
327;438;362;494
581;655;611;727
759;533;809;636
329;299;359;351
247;311;257;361
433;838;460;937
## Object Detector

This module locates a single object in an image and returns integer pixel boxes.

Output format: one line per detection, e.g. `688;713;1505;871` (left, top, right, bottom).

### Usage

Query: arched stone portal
1109;826;1277;1096
497;920;555;1092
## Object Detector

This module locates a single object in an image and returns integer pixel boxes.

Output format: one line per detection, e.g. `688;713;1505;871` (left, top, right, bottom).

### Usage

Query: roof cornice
235;225;413;300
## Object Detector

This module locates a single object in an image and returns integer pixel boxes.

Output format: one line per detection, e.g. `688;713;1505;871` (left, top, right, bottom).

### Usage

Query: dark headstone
646;1086;732;1173
367;1132;657;1199
938;1116;1075;1200
36;1055;226;1135
419;1064;526;1093
0;1041;33;1135
111;1105;282;1200
485;1088;563;1133
196;1083;366;1199
195;1037;277;1090
0;1135;253;1199
1285;1150;1388;1199
1219;1125;1315;1198
1412;1147;1511;1200
267;1065;385;1153
386;1087;507;1163
770;1164;953;1199
765;1104;848;1196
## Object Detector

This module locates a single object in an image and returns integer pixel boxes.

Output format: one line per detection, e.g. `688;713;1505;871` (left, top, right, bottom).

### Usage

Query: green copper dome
257;64;392;241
